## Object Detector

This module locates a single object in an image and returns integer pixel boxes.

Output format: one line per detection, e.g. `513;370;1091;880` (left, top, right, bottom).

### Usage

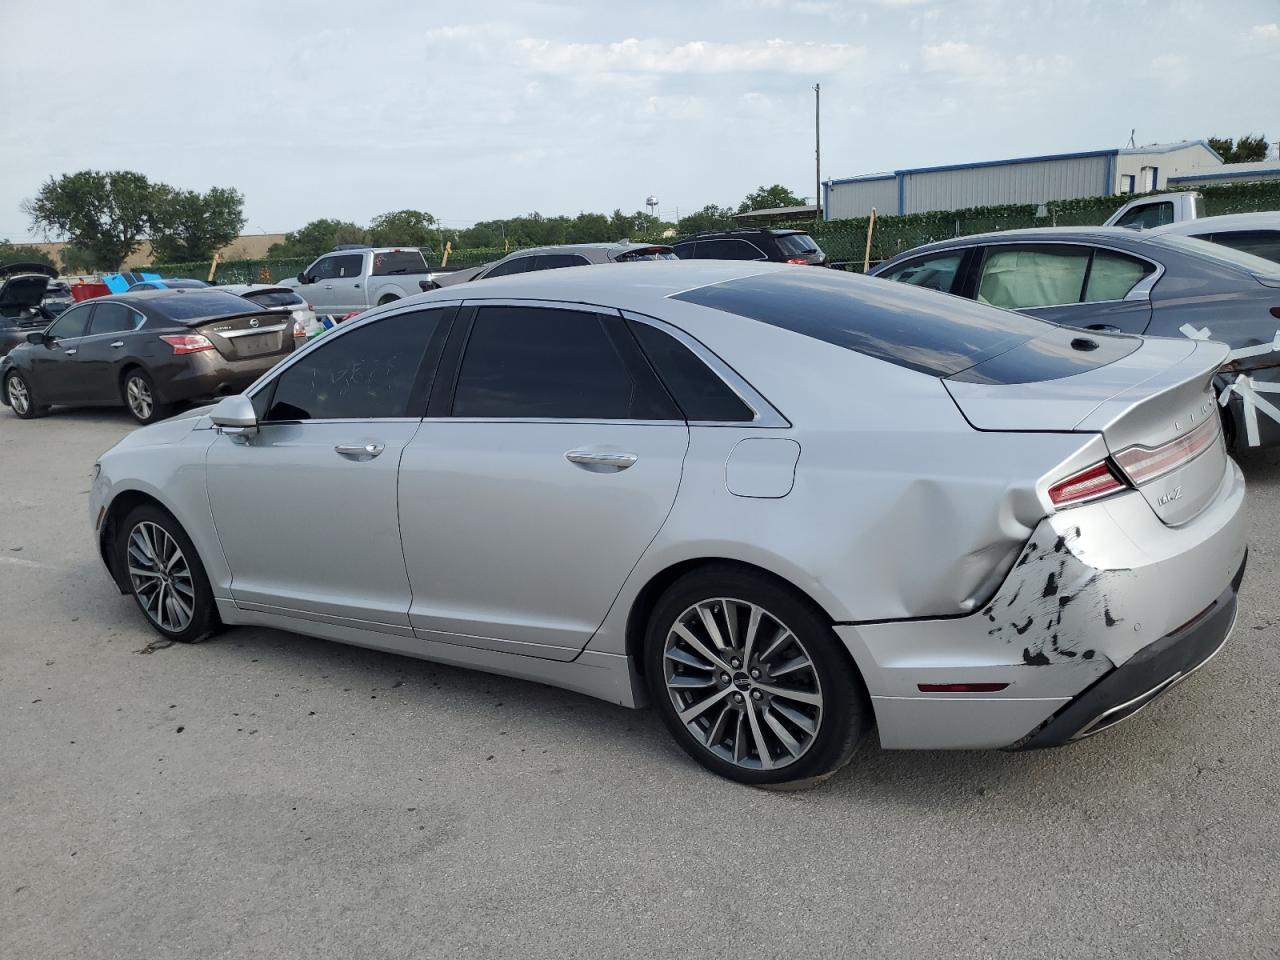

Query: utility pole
814;83;822;221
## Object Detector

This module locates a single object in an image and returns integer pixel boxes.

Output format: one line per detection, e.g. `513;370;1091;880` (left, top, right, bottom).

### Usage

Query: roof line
1168;168;1280;183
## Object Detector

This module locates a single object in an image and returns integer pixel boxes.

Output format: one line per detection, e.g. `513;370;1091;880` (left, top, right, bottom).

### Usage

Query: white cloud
517;37;864;75
1150;52;1187;72
1246;22;1279;42
921;41;1003;82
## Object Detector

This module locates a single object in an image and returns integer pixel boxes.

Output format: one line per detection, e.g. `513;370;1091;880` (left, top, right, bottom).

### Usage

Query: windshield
776;233;822;256
616;247;677;262
1146;234;1280;277
371;250;428;276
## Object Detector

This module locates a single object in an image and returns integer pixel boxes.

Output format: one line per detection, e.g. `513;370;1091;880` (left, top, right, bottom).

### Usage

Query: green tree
149;186;246;262
677;204;736;235
566;212;611;244
0;240;57;270
23;170;158;269
59;245;99;274
267;219;367;259
366;209;437;250
1208;135;1269;163
736;184;804;214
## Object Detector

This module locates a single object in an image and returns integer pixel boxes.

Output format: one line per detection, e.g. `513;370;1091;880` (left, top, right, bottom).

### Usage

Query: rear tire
644;565;870;788
5;371;45;419
377;294;399;306
121;369;169;424
115;503;220;643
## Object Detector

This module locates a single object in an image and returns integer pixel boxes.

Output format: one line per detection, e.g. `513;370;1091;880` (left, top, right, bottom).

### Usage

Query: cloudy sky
2;0;1277;239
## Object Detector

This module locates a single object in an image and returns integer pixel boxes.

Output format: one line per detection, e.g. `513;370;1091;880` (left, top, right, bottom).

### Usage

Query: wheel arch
98;488;187;594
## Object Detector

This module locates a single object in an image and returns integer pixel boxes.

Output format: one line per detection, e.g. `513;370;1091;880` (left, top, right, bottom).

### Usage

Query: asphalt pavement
2;408;1277;960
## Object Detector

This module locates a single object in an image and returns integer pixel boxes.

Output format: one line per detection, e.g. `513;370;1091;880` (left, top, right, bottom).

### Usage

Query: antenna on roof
1127;128;1136;149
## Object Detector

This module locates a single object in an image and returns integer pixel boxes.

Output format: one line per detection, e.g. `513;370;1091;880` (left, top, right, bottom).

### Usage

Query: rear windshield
672;269;1055;378
244;289;305;308
142;291;266;321
616;247;677;262
776;233;822;256
163;278;209;288
1146;234;1280;277
371;250;428;276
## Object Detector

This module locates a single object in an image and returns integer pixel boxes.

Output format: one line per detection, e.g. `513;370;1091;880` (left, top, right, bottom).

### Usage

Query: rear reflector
159;334;215;355
917;682;1010;693
785;257;809;265
1048;461;1127;507
1114;414;1220;486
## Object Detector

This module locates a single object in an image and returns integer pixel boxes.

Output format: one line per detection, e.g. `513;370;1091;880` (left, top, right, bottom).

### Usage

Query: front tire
5;370;45;419
115;504;220;643
121;369;169;424
644;566;870;788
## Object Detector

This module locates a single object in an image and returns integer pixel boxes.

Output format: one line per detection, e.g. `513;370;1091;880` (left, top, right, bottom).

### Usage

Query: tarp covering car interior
976;248;1151;309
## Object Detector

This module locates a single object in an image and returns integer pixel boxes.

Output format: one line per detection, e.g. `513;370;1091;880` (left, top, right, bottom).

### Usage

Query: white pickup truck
1104;191;1205;230
280;246;433;317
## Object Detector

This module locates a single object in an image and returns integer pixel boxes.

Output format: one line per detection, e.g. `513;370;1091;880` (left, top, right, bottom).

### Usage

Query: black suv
671;229;827;266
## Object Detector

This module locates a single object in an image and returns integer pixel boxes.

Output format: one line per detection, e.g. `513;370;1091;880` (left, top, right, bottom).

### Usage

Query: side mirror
25;332;47;346
296;272;311;284
210;394;259;442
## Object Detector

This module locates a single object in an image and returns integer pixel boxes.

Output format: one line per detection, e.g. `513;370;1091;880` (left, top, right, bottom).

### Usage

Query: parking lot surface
2;409;1278;960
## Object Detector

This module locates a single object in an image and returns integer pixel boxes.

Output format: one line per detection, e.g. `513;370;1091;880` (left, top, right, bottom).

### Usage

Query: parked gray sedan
429;241;675;288
88;262;1245;786
872;227;1280;449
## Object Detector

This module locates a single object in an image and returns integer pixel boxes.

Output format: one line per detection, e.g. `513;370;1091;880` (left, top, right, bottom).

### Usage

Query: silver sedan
88;262;1246;786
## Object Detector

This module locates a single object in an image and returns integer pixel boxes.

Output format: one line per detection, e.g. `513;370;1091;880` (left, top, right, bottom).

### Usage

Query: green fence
143;180;1280;283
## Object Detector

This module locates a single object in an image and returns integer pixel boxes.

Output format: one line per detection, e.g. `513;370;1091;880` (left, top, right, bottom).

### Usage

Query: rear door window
976;245;1091;308
1083;251;1155;302
89;302;142;335
529;254;591;271
484;256;534;279
627;320;753;422
371;250;428;276
451;306;678;420
1199;230;1280;264
878;252;965;293
699;239;766;261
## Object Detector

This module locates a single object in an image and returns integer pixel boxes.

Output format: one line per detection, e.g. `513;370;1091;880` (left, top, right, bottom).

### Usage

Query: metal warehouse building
824;140;1223;220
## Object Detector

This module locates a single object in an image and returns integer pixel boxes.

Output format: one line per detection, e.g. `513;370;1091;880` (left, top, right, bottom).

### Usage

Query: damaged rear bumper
834;457;1247;751
1012;552;1245;748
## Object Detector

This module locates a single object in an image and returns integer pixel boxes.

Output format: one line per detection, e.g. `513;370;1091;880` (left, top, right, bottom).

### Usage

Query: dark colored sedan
1;289;297;423
871;227;1280;449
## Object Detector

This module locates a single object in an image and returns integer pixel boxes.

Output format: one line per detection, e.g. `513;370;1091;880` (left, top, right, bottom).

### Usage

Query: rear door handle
1086;324;1121;333
335;442;385;461
110;341;125;348
565;450;638;470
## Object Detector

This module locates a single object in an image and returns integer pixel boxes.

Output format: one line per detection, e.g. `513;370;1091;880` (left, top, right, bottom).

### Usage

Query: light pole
814;83;821;222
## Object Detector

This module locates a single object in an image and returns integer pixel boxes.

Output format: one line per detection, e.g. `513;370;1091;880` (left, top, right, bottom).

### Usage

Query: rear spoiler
178;309;282;328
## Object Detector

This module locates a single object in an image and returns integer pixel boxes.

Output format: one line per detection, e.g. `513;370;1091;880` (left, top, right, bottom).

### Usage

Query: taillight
785;257;809;264
159;334;215;355
1047;460;1127;508
1114;414;1220;486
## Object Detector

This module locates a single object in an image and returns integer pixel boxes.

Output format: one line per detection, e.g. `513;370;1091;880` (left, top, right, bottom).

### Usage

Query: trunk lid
188;311;294;361
946;336;1230;525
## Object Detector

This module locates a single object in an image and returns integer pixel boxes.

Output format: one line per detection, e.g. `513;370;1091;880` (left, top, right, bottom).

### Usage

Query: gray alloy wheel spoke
127;521;193;633
663;597;823;771
8;377;30;414
127;378;152;419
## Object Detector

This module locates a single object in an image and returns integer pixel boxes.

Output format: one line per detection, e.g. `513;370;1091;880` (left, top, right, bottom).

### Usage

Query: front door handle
110;341;125;348
335;442;385;461
64;348;77;355
566;450;638;470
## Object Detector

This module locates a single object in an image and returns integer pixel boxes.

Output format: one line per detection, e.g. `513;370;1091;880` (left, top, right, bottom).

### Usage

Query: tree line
15;169;808;271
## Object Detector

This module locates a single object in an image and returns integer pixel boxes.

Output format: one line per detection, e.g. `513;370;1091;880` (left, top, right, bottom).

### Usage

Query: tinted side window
628;320;754;422
307;257;337;281
1115;202;1174;229
531;254;591;271
701;239;765;261
977;245;1090;308
484;256;533;279
46;304;92;339
672;242;696;260
264;309;441;421
371;250;427;276
89;302;141;335
333;255;364;278
1083;251;1154;302
878;252;964;293
1207;230;1280;265
452;307;678;420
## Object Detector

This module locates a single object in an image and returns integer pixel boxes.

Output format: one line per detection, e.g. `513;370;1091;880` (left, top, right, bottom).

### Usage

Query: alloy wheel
662;598;823;771
6;375;30;415
127;521;195;633
126;376;153;420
